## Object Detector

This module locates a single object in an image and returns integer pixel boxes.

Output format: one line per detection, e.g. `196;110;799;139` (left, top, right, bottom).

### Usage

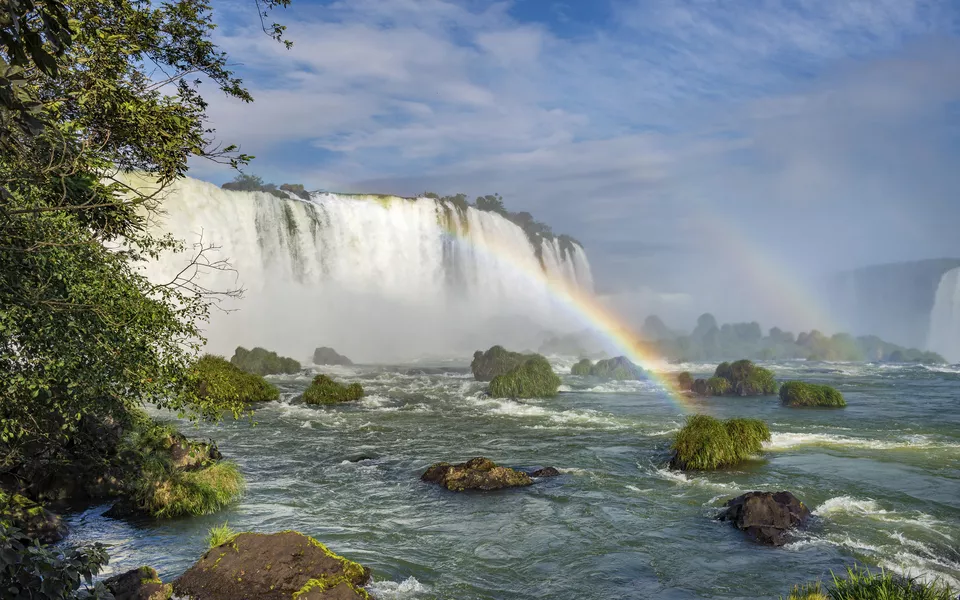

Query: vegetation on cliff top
222;173;313;201
671;415;770;471
489;356;561;399
779;381;846;408
231;346;301;376
302;375;364;405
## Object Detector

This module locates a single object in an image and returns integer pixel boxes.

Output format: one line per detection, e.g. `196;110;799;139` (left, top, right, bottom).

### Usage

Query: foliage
471;345;531;381
0;524;111;599
230;346;301;376
786;566;955;600
779;381;846;407
221;173;312;201
206;522;238;549
705;376;732;395
302;375;364;405
489;355;561;399
588;356;644;380
0;0;291;495
571;359;593;376
133;461;244;519
191;354;279;404
670;415;770;470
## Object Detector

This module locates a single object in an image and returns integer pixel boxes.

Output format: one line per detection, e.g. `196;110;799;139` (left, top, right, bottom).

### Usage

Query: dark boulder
718;491;810;546
421;457;533;491
104;566;172;600
0;490;68;544
313;347;354;366
173;531;371;600
530;467;560;478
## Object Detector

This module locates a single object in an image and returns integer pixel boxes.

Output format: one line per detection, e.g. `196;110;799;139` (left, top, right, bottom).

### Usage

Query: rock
313;347;353;366
470;346;529;381
173;531;371;600
530;467;560;478
588;356;644;380
718;491;810;546
0;489;68;544
421;457;534;491
104;566;173;600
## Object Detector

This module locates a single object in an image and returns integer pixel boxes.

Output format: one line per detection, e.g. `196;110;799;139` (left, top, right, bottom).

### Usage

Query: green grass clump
779;381;846;407
670;415;770;470
471;345;530;381
302;374;364;405
785;566;955;600
135;461;245;519
230;346;301;376
206;522;238;548
191;354;279;404
571;359;593;376
588;356;644;380
710;359;778;396
489;355;561;398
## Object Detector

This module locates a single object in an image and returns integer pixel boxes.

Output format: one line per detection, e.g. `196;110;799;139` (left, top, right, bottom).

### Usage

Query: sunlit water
66;361;960;599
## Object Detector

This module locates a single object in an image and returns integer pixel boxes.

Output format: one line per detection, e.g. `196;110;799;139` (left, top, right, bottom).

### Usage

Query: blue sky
194;0;960;328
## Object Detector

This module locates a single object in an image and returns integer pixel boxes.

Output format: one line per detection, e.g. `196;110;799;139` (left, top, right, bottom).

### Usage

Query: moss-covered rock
587;356;644;380
570;358;593;376
488;355;561;398
470;345;530;381
312;347;353;366
779;381;846;407
173;531;371;600
714;360;778;396
191;354;279;404
0;490;67;543
230;346;301;376
104;566;173;600
421;457;534;491
302;375;364;405
706;376;731;395
670;415;770;471
676;371;694;391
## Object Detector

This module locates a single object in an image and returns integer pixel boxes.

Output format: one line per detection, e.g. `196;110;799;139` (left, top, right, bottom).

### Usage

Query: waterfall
140;177;594;362
927;267;960;363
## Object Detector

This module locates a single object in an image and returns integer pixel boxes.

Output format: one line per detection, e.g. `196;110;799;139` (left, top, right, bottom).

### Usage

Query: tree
0;0;289;484
475;193;505;214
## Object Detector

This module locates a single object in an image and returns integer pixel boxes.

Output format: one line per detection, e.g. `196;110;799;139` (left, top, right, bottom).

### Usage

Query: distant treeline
221;173;311;201
641;313;945;363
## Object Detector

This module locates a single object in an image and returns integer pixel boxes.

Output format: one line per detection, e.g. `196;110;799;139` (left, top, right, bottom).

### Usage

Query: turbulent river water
66;360;960;599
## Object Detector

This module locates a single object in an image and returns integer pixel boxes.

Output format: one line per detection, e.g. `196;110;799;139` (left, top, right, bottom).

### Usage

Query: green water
66;360;960;599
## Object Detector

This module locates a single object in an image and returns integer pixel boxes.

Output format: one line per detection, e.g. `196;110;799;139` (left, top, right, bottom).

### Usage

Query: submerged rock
421;457;534;491
313;346;354;366
0;489;68;543
104;566;172;600
173;531;371;600
718;491;810;546
530;467;560;478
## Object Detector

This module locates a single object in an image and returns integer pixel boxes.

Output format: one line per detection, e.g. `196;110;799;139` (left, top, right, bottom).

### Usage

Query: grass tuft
136;461;245;519
671;415;770;470
206;522;238;549
785;566;955;600
489;355;561;398
779;381;846;407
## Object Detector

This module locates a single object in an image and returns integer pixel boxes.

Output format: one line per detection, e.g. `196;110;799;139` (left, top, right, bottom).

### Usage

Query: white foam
815;496;952;540
766;432;959;451
649;467;740;492
367;577;428;598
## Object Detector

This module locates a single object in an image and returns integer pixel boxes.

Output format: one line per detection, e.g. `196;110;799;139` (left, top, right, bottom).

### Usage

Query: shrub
571;359;593;376
489;356;561;398
230;346;301;376
191;354;280;404
471;345;530;381
134;461;245;519
710;359;778;396
779;381;846;408
0;524;112;599
207;522;238;549
670;415;770;470
302;375;364;405
589;356;644;380
677;371;694;391
786;566;955;600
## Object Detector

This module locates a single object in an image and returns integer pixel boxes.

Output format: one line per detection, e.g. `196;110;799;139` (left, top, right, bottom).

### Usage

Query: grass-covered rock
471;345;530;381
571;358;593;376
104;565;173;600
230;346;301;376
786;566;955;600
677;371;694;391
670;415;770;470
174;531;372;600
779;381;846;407
714;360;778;396
302;374;364;405
588;356;644;380
489;355;561;398
191;354;279;404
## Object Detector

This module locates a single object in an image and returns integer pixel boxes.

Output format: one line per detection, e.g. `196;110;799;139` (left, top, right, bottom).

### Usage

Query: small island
670;415;771;470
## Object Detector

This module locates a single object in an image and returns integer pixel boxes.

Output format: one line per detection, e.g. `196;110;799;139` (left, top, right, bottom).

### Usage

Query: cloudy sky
193;0;960;329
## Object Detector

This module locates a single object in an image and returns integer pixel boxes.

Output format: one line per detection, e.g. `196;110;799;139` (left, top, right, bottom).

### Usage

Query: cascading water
140;177;594;362
927;267;960;363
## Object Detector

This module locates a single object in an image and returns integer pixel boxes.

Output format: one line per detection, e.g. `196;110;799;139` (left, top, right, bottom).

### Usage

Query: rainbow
434;213;696;413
